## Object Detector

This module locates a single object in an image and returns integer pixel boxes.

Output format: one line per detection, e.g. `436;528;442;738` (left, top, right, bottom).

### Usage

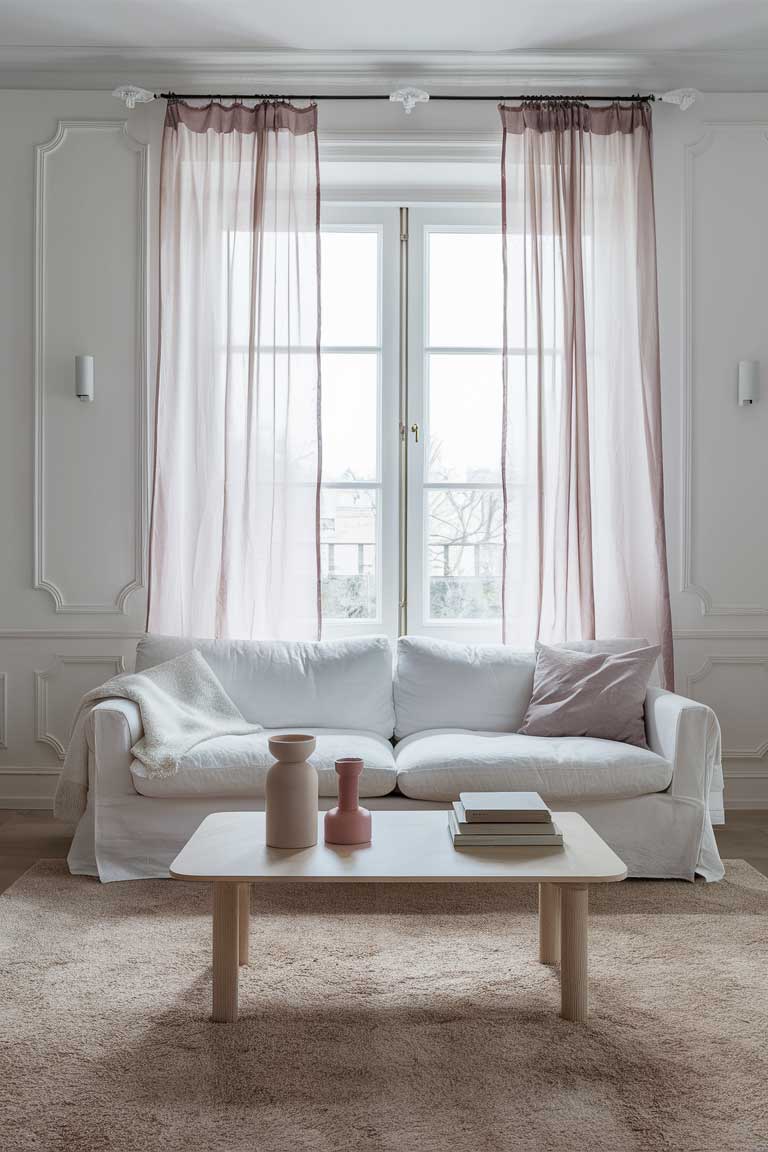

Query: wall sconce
75;355;94;402
738;360;759;407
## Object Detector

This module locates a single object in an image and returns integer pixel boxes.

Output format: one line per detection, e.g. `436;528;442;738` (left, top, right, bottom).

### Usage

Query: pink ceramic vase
324;757;372;845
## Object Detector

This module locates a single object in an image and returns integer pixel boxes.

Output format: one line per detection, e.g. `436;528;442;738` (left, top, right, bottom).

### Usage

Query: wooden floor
0;809;767;894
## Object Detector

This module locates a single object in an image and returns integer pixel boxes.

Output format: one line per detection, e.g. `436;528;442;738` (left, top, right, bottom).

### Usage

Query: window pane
321;231;379;347
428;354;501;483
214;349;319;478
501;352;563;488
427;489;502;620
504;234;563;350
321;488;377;620
502;483;535;615
222;229;319;348
428;232;502;348
321;353;378;482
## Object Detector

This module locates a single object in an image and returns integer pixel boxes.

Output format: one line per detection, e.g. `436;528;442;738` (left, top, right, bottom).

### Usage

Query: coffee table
170;810;626;1024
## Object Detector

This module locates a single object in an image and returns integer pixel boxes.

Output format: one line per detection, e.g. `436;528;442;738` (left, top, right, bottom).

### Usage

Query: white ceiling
2;0;768;53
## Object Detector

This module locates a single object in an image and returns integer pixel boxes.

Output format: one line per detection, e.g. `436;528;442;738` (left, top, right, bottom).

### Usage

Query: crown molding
2;47;768;93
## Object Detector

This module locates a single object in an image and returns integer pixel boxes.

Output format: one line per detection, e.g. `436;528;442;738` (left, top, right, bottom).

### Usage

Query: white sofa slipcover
66;634;725;884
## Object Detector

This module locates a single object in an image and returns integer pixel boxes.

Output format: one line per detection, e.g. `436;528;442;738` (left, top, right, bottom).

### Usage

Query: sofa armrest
645;686;721;802
85;699;144;802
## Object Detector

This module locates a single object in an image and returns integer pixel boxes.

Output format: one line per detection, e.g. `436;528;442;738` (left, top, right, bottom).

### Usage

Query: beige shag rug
1;861;767;1152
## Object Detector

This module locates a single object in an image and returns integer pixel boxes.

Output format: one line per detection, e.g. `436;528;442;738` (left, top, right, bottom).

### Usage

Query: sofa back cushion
135;635;395;737
394;636;536;739
393;634;656;739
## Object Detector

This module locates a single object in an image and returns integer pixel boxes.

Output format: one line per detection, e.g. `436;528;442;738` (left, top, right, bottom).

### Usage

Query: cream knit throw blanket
54;649;262;822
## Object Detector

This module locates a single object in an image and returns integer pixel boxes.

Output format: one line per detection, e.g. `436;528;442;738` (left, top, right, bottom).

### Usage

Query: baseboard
0;796;59;810
0;767;59;809
722;769;768;810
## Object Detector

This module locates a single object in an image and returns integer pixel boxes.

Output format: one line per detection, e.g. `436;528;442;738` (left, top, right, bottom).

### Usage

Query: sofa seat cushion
394;729;672;803
130;729;397;799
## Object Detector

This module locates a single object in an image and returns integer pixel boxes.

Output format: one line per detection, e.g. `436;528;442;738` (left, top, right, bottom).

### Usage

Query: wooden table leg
212;882;239;1023
538;883;561;965
238;883;250;967
559;883;589;1022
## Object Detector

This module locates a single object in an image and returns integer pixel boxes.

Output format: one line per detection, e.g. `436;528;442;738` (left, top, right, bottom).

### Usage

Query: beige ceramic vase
266;734;318;849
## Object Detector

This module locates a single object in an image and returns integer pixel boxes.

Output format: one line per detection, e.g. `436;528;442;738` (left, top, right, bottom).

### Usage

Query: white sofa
67;634;725;883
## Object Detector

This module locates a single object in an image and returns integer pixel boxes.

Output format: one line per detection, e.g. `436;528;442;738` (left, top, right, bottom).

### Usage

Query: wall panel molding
0;673;6;748
686;654;768;760
33;119;149;614
725;764;768;779
34;654;126;760
681;123;768;617
0;630;145;639
0;767;62;776
674;629;768;640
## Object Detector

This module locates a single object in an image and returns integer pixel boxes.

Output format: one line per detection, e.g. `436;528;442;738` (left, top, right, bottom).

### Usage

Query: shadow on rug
1;860;766;1152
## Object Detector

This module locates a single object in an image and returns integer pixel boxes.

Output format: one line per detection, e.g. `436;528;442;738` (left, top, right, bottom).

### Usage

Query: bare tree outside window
428;439;502;620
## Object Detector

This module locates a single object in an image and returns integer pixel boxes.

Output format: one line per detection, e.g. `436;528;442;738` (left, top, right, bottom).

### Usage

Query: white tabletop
170;811;627;885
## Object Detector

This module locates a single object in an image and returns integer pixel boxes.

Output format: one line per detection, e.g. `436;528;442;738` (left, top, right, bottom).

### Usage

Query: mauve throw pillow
518;642;660;748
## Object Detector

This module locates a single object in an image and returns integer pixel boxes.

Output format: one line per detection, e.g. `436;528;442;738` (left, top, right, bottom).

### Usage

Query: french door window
319;205;503;642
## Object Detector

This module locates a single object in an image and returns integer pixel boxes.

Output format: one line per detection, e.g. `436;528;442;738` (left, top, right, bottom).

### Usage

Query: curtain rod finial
389;87;430;115
655;88;699;111
112;85;155;110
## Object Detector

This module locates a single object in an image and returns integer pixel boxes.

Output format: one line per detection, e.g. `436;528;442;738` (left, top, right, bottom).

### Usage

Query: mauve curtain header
498;100;651;136
164;98;318;136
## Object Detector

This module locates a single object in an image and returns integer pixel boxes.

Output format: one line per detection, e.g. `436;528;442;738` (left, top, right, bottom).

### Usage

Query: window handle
410;422;420;444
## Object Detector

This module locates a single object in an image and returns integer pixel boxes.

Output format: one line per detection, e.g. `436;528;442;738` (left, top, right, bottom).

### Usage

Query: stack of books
449;791;563;848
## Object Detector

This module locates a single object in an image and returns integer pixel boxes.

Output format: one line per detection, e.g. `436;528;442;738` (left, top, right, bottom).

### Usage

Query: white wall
0;88;765;811
655;92;768;813
0;91;162;807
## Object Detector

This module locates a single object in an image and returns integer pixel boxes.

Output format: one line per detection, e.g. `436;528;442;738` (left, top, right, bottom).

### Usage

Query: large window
313;205;503;641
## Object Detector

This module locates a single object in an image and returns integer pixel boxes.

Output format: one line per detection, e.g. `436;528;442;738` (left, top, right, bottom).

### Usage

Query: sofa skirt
68;787;723;884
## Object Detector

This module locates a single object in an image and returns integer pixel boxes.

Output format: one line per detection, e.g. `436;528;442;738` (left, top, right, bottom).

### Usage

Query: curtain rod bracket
654;88;699;111
112;84;155;110
389;87;430;115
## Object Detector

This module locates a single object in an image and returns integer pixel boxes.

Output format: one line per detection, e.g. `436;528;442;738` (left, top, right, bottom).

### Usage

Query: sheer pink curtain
148;100;322;640
499;100;673;687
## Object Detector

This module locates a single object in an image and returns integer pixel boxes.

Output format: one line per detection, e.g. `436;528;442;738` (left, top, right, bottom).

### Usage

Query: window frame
318;204;400;640
406;204;505;643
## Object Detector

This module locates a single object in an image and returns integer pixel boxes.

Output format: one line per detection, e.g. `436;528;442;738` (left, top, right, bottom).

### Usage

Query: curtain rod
158;91;655;103
115;86;698;112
